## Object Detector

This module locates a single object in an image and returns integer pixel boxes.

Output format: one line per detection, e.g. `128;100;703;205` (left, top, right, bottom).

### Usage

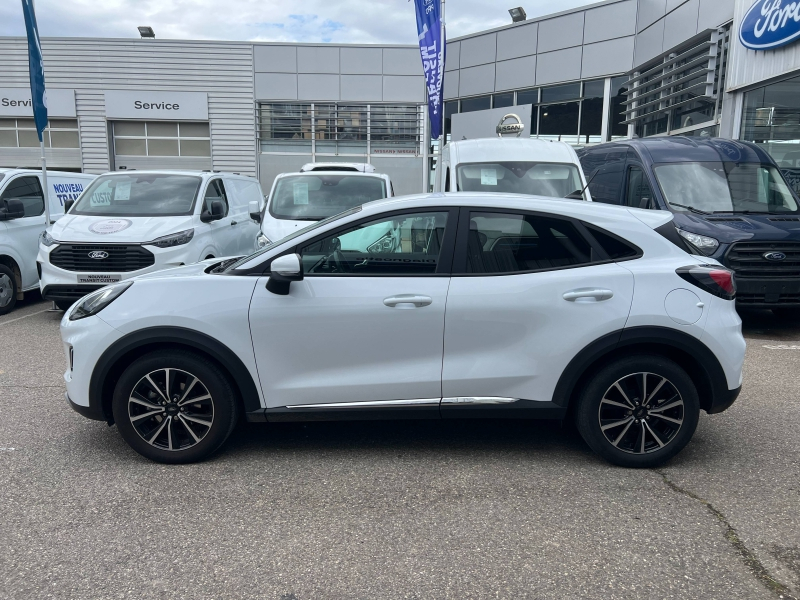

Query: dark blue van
577;137;800;314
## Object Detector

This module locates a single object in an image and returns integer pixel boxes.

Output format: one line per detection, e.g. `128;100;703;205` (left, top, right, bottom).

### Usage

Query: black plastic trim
439;400;567;420
89;326;262;422
42;284;104;302
65;392;105;421
263;404;440;422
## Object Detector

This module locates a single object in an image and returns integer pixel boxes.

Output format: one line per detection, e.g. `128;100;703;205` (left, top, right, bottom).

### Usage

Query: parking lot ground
1;300;799;599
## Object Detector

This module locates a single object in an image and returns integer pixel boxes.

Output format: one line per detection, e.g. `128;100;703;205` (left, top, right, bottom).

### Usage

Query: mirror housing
266;253;303;295
200;199;225;223
0;198;25;221
249;200;261;223
64;198;75;213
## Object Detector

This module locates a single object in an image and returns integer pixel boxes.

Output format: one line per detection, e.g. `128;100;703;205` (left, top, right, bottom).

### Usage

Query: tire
55;300;74;311
0;264;18;316
112;349;239;464
575;355;700;468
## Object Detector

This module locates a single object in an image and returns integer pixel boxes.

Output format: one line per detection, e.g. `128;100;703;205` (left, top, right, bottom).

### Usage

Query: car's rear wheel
575;355;700;468
112;350;239;463
0;264;18;315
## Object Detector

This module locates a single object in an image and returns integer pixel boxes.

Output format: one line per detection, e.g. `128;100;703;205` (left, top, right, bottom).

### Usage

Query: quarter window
1;176;44;217
300;211;449;276
465;212;593;274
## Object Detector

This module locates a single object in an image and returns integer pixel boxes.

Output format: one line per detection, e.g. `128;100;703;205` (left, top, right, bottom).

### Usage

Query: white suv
38;170;264;309
61;193;745;467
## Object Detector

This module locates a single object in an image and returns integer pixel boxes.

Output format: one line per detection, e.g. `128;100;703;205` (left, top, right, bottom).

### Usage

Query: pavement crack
655;469;798;600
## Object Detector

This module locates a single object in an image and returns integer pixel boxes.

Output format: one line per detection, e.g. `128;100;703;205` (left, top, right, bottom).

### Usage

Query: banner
21;0;48;142
414;0;445;140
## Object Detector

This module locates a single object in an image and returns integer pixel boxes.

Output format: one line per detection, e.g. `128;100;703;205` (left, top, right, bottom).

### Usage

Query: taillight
676;266;736;300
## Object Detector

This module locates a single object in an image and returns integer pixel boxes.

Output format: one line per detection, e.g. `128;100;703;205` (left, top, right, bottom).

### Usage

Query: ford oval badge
763;251;787;261
496;114;525;137
88;250;109;260
739;0;800;50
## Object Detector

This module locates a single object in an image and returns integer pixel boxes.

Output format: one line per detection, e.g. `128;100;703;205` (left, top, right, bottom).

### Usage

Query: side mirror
64;198;75;213
200;199;225;223
249;200;261;223
266;253;303;295
0;198;25;221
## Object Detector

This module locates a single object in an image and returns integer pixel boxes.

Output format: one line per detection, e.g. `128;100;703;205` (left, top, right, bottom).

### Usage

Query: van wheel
575;355;700;468
112;350;239;464
0;264;18;315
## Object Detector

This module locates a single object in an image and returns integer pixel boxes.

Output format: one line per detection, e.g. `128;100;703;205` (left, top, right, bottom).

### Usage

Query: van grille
49;244;155;272
724;241;800;278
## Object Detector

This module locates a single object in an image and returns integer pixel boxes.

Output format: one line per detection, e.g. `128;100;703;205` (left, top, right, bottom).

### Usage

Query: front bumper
65;392;105;421
735;278;800;307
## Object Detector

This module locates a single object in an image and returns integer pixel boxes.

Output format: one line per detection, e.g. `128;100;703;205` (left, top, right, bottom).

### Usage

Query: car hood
672;212;800;244
132;256;242;281
262;218;315;243
50;214;195;243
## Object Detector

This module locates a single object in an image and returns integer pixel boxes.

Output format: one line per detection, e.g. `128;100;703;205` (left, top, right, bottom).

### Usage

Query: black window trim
2;175;45;217
450;206;641;277
204;177;229;217
581;222;644;262
285;206;460;278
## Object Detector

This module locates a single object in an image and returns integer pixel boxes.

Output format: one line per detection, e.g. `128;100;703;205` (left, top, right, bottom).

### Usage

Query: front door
202;178;235;256
1;176;46;288
441;209;635;409
249;209;455;409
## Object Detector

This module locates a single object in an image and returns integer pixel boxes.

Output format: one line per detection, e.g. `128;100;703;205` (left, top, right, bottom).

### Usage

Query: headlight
147;229;194;249
257;233;271;248
677;229;719;256
68;281;133;321
40;230;58;247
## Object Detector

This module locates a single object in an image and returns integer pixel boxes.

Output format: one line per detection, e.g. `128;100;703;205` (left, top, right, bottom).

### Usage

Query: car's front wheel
112;350;239;463
575;355;700;468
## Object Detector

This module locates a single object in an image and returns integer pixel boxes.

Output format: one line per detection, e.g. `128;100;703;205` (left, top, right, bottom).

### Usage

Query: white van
433;138;592;201
256;167;393;248
0;169;96;315
37;170;264;309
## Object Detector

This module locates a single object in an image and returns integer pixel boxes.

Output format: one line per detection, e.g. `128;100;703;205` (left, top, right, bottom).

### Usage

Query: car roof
588;137;773;164
300;162;376;173
95;169;256;179
447;138;580;164
275;171;389;179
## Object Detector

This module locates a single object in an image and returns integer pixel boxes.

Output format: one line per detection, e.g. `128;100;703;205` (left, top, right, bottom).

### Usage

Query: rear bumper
706;384;742;415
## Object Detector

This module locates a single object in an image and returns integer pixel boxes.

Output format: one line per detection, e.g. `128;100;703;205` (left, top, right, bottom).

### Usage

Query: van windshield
72;174;202;216
653;162;799;214
270;174;387;221
456;162;585;198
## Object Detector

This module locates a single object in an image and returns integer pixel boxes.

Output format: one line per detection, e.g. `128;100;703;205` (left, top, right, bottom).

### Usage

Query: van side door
202;178;235;257
0;176;46;288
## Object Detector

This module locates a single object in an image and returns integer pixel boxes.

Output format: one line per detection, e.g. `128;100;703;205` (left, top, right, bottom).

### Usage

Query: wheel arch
0;253;23;297
89;326;262;424
553;326;731;415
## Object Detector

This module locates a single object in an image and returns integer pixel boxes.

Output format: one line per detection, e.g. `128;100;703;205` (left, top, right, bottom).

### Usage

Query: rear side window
584;225;641;260
465;212;592;274
1;176;44;216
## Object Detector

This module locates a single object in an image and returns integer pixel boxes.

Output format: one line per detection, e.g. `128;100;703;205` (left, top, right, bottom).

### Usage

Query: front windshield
72;174;202;216
270;174;386;221
456;162;584;198
225;206;363;272
654;162;798;214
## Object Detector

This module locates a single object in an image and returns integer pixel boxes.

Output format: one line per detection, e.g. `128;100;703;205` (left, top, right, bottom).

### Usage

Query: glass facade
741;74;800;193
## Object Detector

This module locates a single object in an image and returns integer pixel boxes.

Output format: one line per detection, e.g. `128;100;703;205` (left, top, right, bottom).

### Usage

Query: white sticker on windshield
481;168;497;186
114;181;132;201
90;191;112;206
293;182;309;205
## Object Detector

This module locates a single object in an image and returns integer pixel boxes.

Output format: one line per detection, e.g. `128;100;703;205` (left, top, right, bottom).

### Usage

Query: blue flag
414;0;445;140
21;0;48;142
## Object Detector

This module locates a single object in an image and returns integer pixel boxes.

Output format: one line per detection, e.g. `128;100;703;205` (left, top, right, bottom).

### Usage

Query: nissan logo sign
763;251;787;261
88;250;109;260
496;113;525;137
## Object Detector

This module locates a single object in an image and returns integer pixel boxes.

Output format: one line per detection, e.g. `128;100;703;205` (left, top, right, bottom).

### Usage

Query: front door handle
562;288;614;302
231;220;238;226
383;294;432;308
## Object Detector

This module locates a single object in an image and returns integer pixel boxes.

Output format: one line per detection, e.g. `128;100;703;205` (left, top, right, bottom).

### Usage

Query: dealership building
2;0;800;194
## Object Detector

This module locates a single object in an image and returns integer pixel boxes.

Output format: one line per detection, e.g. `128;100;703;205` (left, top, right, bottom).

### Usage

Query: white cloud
0;0;596;44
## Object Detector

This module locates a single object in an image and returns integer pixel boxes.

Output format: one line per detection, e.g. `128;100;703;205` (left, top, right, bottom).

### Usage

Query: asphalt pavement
0;294;798;599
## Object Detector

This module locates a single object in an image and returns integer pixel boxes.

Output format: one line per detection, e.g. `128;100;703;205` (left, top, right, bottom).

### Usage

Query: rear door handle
562;288;614;302
383;294;432;308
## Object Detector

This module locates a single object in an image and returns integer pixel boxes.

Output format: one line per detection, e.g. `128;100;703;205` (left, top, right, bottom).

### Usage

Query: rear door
441;208;635;413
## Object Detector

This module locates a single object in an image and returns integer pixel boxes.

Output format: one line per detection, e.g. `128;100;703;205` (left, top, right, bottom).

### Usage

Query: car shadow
739;307;800;340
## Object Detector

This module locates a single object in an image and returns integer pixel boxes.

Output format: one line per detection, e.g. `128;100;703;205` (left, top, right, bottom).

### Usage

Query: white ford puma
61;193;745;467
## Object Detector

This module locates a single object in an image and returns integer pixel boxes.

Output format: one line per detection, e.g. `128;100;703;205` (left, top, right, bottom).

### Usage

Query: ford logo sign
740;0;800;50
496;113;525;137
764;251;787;261
88;250;109;260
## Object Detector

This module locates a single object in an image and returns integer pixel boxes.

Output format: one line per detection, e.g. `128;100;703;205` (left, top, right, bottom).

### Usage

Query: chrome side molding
441;397;518;405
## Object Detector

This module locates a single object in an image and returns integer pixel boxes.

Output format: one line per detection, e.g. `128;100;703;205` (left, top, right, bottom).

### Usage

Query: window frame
203;178;229;217
1;175;45;217
450;207;640;276
290;206;460;278
624;165;656;209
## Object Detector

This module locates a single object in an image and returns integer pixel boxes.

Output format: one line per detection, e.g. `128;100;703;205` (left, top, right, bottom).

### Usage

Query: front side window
456;162;584;198
626;166;654;209
653;161;798;214
465;212;592;274
1;176;44;216
72;174;202;216
203;179;229;216
300;211;448;276
270;174;387;221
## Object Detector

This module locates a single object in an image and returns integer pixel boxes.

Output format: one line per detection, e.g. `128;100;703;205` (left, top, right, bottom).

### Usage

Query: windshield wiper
669;202;710;215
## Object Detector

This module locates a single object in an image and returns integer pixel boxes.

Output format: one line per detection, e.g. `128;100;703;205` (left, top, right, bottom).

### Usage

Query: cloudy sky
1;0;596;43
